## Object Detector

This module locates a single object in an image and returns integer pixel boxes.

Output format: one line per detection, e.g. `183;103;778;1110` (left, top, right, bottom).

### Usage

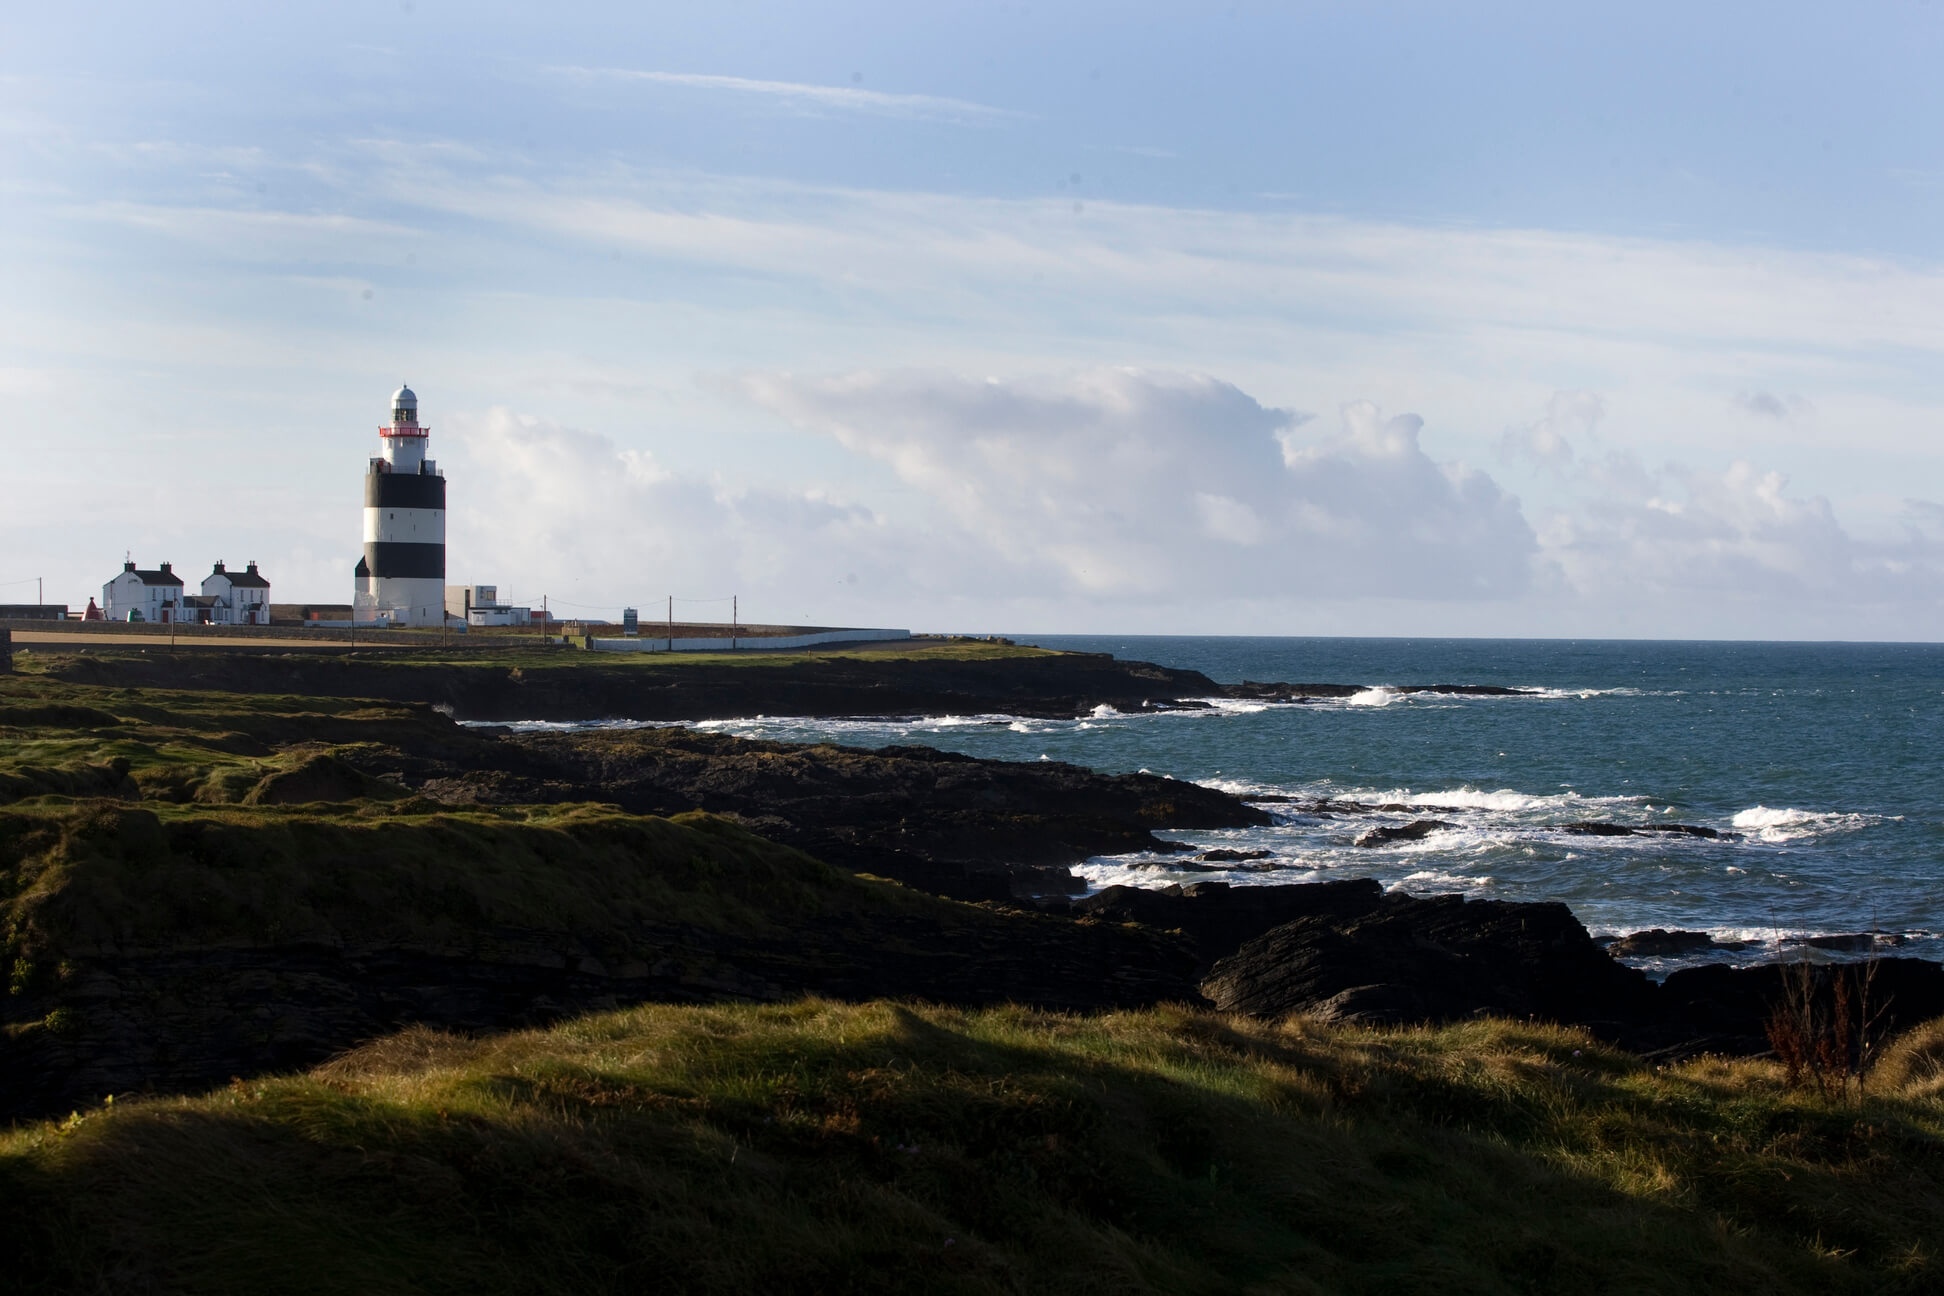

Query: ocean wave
1392;869;1495;892
465;718;661;733
1520;686;1653;700
1730;805;1892;842
1342;785;1648;815
1348;687;1397;707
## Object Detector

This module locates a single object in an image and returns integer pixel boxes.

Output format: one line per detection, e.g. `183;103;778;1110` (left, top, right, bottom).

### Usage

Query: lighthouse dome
391;383;418;410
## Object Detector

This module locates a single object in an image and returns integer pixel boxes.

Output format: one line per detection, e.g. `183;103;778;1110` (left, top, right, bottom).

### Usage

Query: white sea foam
1178;697;1272;716
1343;785;1646;815
1348;687;1397;707
1392;869;1494;893
467;718;661;733
1731;805;1891;842
1521;686;1649;700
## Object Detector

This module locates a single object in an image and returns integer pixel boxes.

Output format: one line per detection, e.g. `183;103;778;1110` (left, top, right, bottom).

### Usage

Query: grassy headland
5;652;1944;1292
7;1001;1944;1294
19;639;1216;722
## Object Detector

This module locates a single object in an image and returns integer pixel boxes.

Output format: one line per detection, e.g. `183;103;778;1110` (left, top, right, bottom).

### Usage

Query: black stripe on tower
363;542;446;579
365;472;447;510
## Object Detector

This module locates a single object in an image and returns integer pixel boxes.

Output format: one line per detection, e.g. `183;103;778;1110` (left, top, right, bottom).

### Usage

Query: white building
200;561;271;625
352;383;448;627
102;561;185;623
444;583;531;627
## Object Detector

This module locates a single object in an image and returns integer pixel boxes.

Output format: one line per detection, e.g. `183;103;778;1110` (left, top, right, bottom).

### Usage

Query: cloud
1733;390;1813;419
546;68;1025;124
440;408;908;617
738;368;1537;599
1537;454;1944;610
1499;390;1602;470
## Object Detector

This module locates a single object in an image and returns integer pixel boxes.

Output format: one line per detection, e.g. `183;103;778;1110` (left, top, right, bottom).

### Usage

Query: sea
673;637;1944;973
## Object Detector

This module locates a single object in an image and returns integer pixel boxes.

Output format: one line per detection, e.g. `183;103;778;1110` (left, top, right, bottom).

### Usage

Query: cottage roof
211;560;270;588
119;560;183;587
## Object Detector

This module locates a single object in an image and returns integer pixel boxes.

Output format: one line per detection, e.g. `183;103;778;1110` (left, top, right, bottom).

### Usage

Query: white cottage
201;561;271;625
102;561;185;623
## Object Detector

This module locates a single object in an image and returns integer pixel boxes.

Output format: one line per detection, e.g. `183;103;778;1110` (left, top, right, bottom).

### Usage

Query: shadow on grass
8;1001;1942;1295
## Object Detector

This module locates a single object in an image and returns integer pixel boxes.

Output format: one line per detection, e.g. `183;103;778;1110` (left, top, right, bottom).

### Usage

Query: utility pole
732;595;737;651
667;595;673;652
541;595;548;646
37;577;42;607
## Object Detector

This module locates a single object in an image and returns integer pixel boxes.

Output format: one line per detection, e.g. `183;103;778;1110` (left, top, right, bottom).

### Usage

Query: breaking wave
1731;805;1893;843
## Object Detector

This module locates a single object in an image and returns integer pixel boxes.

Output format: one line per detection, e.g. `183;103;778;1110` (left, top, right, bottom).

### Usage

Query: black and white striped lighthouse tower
352;383;446;626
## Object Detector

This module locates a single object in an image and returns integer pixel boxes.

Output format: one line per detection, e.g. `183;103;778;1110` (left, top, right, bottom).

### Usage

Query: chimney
246;561;259;575
213;560;226;574
124;560;136;573
159;562;172;575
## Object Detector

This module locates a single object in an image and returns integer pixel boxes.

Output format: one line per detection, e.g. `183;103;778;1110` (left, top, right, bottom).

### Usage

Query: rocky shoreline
2;645;1935;1117
38;643;1541;722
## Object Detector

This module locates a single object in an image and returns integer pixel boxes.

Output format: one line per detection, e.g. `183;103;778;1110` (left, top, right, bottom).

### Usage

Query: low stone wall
587;627;912;653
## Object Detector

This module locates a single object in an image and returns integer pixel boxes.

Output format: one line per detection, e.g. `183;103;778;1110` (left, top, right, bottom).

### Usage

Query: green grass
6;635;1055;672
371;637;1060;670
0;800;974;999
5;1001;1943;1294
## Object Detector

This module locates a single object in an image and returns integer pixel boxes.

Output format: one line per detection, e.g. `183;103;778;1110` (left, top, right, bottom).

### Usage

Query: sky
5;1;1944;638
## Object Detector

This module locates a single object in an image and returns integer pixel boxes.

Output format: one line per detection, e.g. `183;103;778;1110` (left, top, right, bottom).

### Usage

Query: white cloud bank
736;369;1534;601
432;368;1944;637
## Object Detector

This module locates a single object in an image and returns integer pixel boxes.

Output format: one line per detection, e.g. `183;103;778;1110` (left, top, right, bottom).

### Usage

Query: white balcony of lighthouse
378;381;433;472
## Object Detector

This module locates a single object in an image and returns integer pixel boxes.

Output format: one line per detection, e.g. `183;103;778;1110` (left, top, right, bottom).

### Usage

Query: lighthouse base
354;576;448;627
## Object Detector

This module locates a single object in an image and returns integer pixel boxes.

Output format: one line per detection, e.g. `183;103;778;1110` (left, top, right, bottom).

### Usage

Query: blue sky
5;1;1944;635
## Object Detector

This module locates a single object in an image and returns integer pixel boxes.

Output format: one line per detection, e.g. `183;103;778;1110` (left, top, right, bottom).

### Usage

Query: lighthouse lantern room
352;383;448;626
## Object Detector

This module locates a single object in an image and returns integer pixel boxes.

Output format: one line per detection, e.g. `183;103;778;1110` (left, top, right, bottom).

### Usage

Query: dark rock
1073;879;1385;967
1605;928;1726;958
1562;821;1731;840
412;726;1269;902
1200;894;1658;1031
1802;932;1905;952
1354;820;1451;847
1639;823;1736;840
1196;848;1273;863
1561;821;1637;837
1650;957;1944;1056
1008;866;1087;898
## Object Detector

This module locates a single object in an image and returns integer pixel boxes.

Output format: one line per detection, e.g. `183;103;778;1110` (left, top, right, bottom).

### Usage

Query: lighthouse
352;383;447;626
